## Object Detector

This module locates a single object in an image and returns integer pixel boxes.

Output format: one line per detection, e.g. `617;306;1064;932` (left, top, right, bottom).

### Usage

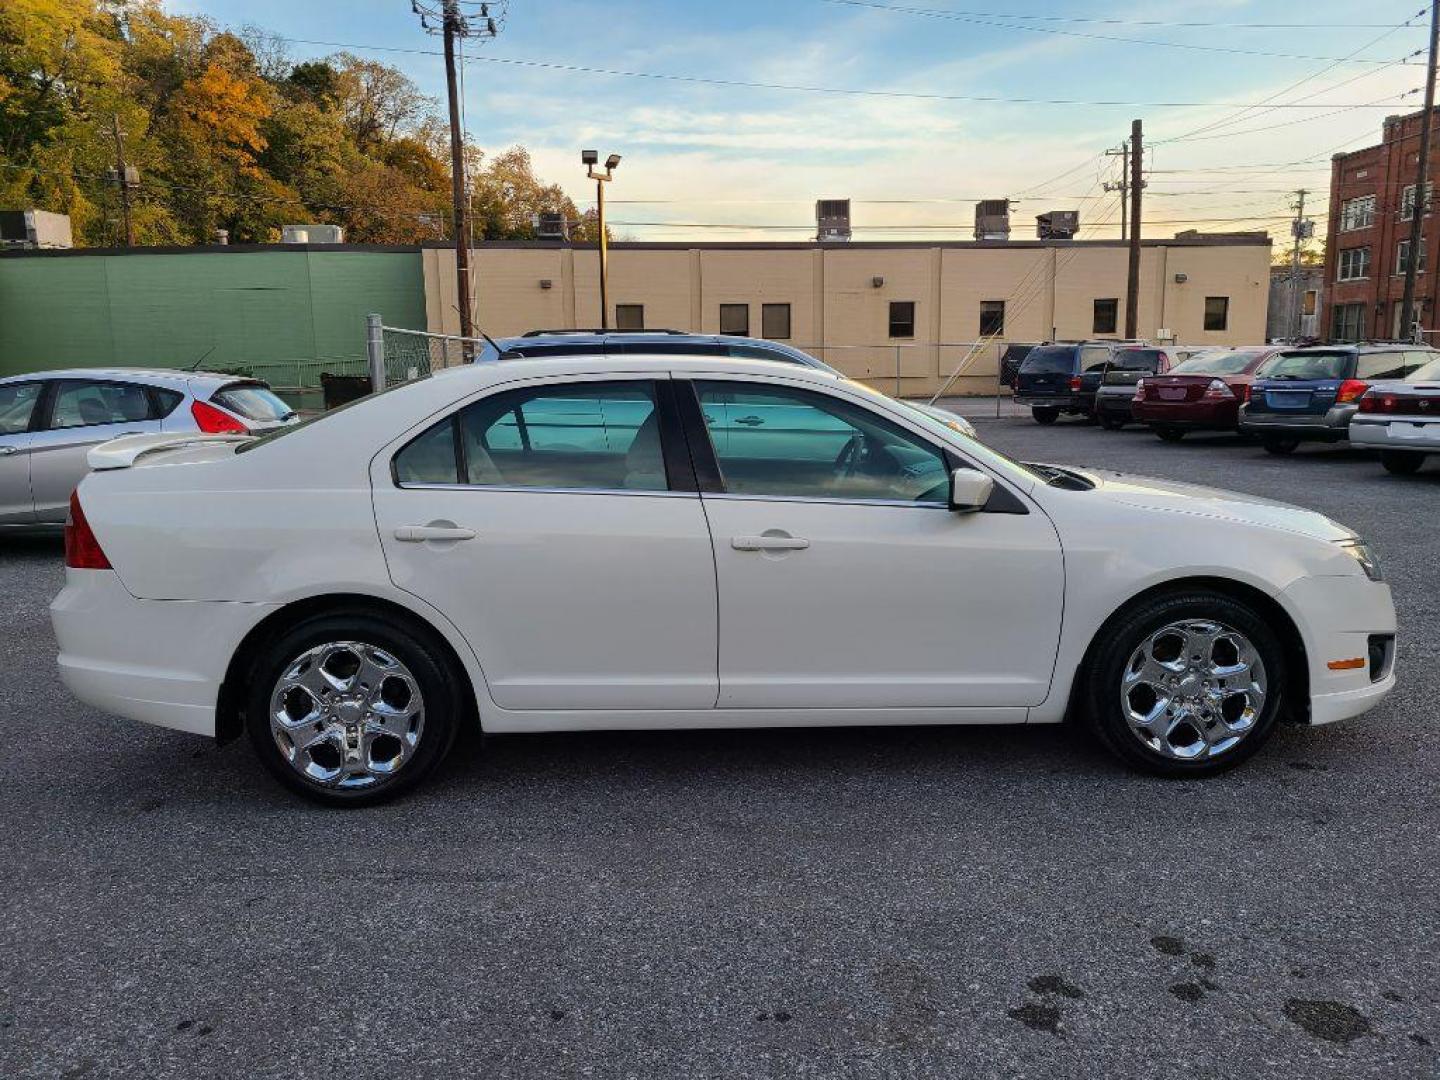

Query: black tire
1262;437;1301;456
1098;413;1125;431
1154;426;1185;443
1381;449;1426;475
244;611;466;806
1081;591;1288;778
1032;407;1060;425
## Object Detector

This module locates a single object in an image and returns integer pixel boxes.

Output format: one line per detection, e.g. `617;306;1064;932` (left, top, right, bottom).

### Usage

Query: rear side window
49;380;154;429
1080;345;1113;372
1019;346;1075;374
394;380;669;492
0;382;42;435
1258;352;1351;381
210;382;293;422
152;388;184;417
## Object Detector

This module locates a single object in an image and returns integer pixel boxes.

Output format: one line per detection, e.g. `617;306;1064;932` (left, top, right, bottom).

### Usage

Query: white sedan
52;355;1397;805
1349;355;1440;474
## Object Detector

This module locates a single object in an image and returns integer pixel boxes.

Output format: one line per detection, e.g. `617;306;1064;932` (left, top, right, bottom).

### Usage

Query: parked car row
1015;341;1440;475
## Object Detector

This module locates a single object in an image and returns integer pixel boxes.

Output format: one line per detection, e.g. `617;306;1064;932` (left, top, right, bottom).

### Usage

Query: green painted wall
0;248;427;382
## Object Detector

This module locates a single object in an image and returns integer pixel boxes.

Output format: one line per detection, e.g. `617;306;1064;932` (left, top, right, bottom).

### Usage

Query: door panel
703;497;1064;708
0;433;36;525
31;380;162;522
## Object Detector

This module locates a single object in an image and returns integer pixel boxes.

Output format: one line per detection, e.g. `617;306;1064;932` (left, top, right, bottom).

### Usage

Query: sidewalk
917;394;1030;420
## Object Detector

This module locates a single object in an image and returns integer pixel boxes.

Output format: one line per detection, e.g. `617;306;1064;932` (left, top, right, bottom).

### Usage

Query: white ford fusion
52;356;1396;805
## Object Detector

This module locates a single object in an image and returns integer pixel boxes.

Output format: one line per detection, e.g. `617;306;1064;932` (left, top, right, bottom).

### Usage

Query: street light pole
583;150;621;329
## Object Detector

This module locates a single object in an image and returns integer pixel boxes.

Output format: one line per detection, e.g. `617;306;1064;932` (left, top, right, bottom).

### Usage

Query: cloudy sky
180;0;1429;242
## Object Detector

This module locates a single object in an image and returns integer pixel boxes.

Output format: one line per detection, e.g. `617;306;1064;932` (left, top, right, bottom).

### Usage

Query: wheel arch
216;592;483;743
1070;575;1310;724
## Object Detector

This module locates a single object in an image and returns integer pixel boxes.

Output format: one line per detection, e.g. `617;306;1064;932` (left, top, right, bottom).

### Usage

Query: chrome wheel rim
1119;620;1267;762
269;642;425;789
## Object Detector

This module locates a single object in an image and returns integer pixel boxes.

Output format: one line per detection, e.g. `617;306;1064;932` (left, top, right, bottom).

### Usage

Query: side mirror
949;467;994;513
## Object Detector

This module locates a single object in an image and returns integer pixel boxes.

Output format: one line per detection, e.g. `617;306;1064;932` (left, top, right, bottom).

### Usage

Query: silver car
0;369;296;531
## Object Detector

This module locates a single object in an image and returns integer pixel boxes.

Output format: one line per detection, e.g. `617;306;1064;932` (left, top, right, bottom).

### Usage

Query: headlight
1338;538;1384;582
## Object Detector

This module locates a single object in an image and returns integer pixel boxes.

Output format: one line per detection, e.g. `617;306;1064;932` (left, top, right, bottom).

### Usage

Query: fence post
366;313;385;393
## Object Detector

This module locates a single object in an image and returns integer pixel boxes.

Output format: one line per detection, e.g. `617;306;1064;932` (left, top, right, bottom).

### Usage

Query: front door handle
394;524;476;543
734;415;765;426
732;535;809;551
0;446;17;457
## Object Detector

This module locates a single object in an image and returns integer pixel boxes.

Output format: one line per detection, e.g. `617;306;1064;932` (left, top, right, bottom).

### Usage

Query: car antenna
186;345;218;372
476;327;510;361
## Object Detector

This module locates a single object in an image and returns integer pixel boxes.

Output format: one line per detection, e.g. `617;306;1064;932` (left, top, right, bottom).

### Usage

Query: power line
812;1;1428;29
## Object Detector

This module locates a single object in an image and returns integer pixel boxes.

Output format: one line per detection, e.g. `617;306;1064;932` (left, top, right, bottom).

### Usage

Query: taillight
1069;376;1082;391
1203;378;1236;401
1132;378;1146;401
1336;379;1370;404
64;491;111;570
191;399;248;434
1243;383;1255;403
1361;391;1440;413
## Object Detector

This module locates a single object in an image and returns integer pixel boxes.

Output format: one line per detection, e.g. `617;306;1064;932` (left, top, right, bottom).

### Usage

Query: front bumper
1349;415;1440;452
1239;403;1357;441
52;569;278;737
1281;574;1397;726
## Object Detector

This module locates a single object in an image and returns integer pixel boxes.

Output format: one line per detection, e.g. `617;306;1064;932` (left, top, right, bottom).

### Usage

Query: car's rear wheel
1098;413;1126;431
1082;591;1286;777
1381;449;1426;475
1262;437;1301;456
1032;407;1059;425
1154;426;1185;443
245;612;464;806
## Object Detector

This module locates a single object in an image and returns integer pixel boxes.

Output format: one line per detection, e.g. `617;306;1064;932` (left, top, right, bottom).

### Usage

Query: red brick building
1325;108;1440;342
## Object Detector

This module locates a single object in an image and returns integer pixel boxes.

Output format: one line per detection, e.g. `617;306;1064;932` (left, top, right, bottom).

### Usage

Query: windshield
1111;348;1164;371
210;382;296;422
1257;351;1350;381
1020;346;1075;374
1170;350;1262;376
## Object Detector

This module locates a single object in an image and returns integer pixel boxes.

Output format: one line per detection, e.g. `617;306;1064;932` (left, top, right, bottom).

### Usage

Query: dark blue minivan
1239;344;1438;454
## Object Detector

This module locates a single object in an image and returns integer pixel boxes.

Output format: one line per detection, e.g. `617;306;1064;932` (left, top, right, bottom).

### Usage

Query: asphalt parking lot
1;415;1436;1080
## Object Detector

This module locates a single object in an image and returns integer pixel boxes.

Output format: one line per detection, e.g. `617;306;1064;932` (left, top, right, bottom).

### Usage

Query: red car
1132;347;1283;442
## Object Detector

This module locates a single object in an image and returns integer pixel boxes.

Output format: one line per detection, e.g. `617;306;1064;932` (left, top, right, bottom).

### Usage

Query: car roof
0;367;250;387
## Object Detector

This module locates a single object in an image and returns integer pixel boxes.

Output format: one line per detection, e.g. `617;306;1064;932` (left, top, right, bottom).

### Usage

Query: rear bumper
1238;404;1356;441
1095;391;1137;417
1349;415;1440;452
1014;394;1081;412
1281;574;1397;726
1132;400;1240;428
51;569;278;738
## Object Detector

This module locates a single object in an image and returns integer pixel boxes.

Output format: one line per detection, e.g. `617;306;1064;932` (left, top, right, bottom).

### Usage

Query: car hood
1065;468;1356;542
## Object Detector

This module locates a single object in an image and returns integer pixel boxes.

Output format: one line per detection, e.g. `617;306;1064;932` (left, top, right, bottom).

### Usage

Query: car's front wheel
1381;449;1426;475
245;612;465;806
1082;592;1287;777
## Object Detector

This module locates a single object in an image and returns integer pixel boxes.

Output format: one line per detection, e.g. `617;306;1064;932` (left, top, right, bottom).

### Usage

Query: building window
1396;238;1428;275
1093;298;1119;334
979;300;1005;337
1331;302;1366;342
1336;247;1371;282
1203;296;1229;332
1340;194;1376;231
719;303;749;336
1401;182;1434;221
615;304;644;330
889;301;916;338
1302;290;1318;316
761;303;791;340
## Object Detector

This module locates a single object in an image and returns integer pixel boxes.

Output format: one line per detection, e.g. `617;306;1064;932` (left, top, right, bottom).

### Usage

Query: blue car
1239;344;1439;455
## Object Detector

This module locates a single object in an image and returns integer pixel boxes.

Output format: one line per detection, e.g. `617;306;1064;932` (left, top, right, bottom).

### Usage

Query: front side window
0;382;42;436
1203;296;1229;332
1093;298;1119;334
719;304;749;336
694;380;948;504
979;300;1005;337
761;303;791;340
394;380;668;492
49;380;154;430
1337;247;1371;282
615;304;645;331
889;301;916;338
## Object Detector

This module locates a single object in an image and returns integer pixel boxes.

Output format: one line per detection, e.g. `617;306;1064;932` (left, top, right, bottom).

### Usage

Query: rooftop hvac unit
974;199;1011;241
535;211;569;240
282;224;344;244
1037;210;1079;240
816;199;852;242
0;209;73;250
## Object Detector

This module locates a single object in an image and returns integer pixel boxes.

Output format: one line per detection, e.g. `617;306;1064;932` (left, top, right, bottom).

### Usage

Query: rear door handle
394;525;476;543
732;535;809;551
734;416;765;426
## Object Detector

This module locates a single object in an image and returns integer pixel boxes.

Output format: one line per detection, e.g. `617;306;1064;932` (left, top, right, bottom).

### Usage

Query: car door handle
0;446;17;457
732;535;809;551
394;525;476;543
734;416;765;426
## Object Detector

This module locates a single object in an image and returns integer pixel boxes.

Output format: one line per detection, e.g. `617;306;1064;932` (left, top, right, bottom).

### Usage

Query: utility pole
1125;118;1143;339
1290;189;1312;338
108;115;135;248
1401;0;1439;343
413;1;502;346
1104;142;1129;241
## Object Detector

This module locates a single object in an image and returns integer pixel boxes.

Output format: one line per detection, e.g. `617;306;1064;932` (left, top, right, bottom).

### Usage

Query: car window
0;382;42;436
152;388;184;417
394;380;668;492
1112;349;1164;372
1080;345;1113;372
1169;350;1259;376
694;380;948;504
1019;346;1075;374
1404;350;1439;375
1258;352;1351;381
1357;352;1410;381
1408;357;1440;381
49;380;154;429
210;382;294;422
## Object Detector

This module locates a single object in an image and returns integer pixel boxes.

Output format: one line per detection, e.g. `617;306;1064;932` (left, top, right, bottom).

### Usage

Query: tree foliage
0;0;585;246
